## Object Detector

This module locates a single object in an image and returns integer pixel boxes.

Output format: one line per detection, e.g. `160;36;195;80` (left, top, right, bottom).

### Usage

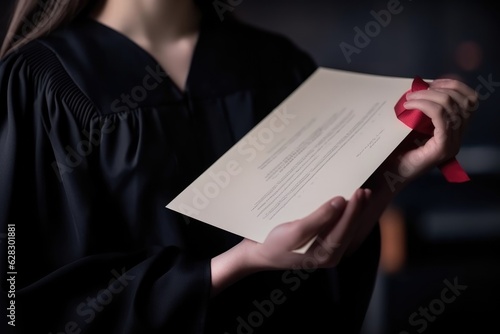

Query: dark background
2;1;499;333
235;2;500;334
233;0;500;334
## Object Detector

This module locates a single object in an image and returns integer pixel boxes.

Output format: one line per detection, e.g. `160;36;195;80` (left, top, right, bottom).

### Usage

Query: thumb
268;196;347;251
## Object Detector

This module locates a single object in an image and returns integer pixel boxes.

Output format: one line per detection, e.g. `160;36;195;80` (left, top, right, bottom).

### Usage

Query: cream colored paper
166;67;414;253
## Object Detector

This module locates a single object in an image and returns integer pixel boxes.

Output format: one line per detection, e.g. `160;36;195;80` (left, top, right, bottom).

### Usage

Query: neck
91;0;201;43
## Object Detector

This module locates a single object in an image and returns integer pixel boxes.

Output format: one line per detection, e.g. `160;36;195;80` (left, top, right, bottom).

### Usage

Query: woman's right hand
244;188;370;270
211;188;370;296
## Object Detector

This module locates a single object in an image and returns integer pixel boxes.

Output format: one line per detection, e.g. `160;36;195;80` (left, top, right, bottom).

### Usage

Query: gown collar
84;17;201;99
38;14;250;115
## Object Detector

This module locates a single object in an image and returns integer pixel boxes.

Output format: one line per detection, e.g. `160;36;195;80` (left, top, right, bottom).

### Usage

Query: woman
0;0;477;333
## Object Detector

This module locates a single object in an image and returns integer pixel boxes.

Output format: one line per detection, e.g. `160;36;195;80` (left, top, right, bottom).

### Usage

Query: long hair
1;0;228;59
0;0;97;58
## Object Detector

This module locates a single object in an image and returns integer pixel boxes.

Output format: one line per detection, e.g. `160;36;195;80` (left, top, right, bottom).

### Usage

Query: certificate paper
167;67;415;252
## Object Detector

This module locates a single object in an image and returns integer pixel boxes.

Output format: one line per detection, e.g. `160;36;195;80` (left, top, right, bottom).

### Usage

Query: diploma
166;67;416;253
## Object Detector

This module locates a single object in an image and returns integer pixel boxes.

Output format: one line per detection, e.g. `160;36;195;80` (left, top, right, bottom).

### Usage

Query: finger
315;188;367;259
403;99;449;140
271;196;347;251
430;79;478;110
430;79;479;113
431;88;473;122
405;88;466;146
406;89;459;118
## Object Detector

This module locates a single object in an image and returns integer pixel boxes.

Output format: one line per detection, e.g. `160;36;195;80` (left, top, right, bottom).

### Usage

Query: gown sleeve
0;48;210;334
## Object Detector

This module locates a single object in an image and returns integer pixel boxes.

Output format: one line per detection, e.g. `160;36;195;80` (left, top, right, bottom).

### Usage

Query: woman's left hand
394;78;479;181
344;78;479;257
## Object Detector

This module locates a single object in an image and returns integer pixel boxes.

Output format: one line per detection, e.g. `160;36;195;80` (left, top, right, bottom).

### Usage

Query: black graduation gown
0;15;380;334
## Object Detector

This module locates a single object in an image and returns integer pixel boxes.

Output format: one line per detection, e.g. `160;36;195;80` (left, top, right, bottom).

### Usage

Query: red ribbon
394;77;470;183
